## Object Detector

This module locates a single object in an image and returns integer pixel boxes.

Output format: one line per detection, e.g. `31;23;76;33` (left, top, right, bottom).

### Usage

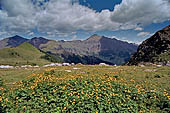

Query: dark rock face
99;36;137;65
127;25;170;65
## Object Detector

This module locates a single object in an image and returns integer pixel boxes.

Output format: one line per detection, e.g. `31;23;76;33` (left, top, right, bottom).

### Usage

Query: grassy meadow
0;65;170;112
0;42;50;66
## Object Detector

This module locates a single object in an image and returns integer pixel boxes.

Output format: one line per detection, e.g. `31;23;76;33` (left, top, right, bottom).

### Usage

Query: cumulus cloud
135;27;143;31
36;1;119;35
0;0;118;37
111;0;170;26
0;0;170;38
0;0;35;17
110;35;142;44
137;32;150;37
0;0;37;35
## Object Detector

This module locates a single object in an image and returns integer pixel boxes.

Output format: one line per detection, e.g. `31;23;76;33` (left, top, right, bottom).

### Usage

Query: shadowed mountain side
0;35;28;49
28;37;50;49
127;25;170;65
38;35;137;65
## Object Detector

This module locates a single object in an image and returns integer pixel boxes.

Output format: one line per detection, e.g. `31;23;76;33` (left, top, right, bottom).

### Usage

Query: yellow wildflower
5;98;8;102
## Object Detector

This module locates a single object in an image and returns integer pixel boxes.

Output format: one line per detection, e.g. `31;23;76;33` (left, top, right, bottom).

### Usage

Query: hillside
0;42;50;66
127;25;170;65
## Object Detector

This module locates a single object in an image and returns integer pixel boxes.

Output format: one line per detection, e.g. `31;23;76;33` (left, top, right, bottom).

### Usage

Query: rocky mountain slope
0;35;138;65
38;34;138;65
127;25;170;65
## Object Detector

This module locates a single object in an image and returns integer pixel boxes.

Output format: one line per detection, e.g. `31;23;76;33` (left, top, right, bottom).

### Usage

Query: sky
0;0;170;44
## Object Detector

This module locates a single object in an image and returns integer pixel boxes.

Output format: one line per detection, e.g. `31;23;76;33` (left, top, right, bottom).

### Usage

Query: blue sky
0;0;170;44
79;0;122;12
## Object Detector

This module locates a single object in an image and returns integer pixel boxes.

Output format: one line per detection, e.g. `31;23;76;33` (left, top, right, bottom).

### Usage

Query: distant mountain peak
86;34;103;41
9;35;25;40
28;37;49;49
0;35;28;49
91;34;98;37
13;35;21;37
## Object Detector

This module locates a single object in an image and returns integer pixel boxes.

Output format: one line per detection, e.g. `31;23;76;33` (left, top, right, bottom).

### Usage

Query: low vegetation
0;65;170;112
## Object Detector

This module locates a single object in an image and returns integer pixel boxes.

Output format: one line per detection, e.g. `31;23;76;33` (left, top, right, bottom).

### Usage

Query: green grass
0;65;170;112
0;65;170;92
0;68;43;88
0;42;50;66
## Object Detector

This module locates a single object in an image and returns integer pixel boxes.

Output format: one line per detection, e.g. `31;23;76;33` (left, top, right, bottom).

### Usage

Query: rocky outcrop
127;25;170;65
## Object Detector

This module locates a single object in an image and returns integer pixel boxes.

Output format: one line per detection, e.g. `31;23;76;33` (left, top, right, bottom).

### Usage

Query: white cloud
1;0;36;17
0;0;37;36
72;35;78;40
111;0;170;27
28;32;34;36
110;35;142;45
137;32;150;37
0;31;7;36
121;39;141;45
0;0;170;38
36;1;119;34
135;27;143;31
111;35;118;39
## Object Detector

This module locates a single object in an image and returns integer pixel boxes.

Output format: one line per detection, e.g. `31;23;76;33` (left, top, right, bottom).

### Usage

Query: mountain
28;37;50;49
127;25;170;65
0;35;28;49
0;35;138;65
0;42;51;66
38;35;138;65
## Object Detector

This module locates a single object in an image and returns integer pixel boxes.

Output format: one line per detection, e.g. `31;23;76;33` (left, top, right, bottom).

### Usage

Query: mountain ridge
0;35;28;49
0;34;138;65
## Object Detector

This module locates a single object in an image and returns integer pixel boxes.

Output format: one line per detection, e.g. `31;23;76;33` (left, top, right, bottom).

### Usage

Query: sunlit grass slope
0;42;50;66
